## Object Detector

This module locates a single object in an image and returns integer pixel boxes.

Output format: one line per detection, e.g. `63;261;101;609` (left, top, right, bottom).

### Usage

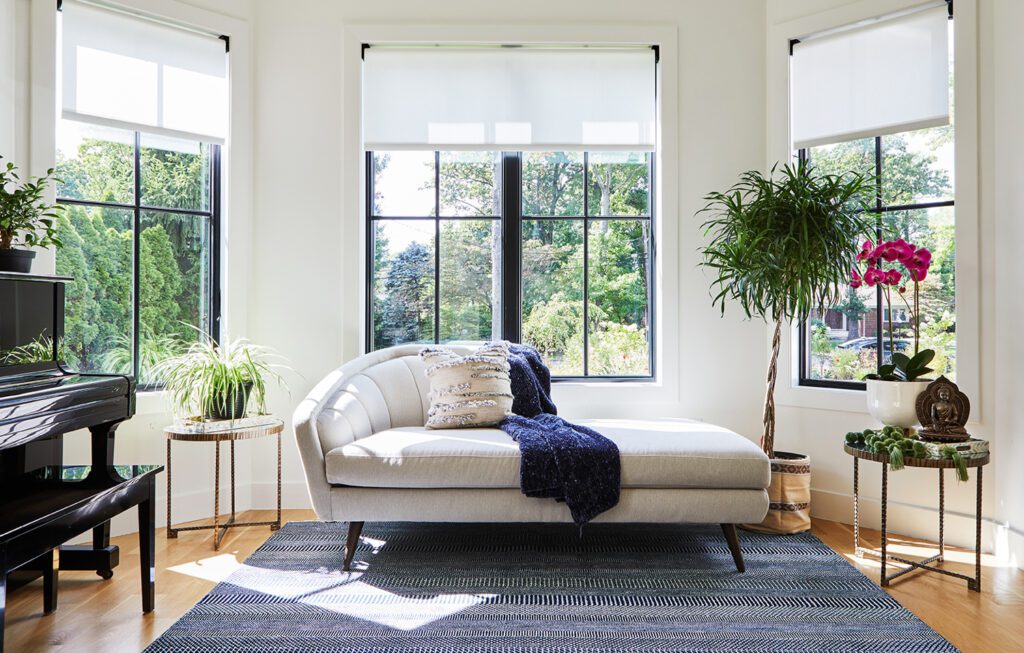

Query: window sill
552;377;656;385
775;380;870;415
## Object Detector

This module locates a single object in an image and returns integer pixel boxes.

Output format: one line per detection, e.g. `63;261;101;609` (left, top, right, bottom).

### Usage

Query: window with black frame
55;122;221;386
793;4;956;389
362;44;657;380
57;0;226;387
366;150;654;379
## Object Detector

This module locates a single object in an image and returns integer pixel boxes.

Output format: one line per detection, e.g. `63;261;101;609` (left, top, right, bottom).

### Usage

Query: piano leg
138;479;156;614
42;549;57;615
63;421;122;579
1;544;6;652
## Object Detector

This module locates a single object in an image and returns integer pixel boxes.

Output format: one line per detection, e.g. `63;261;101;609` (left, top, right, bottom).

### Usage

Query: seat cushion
325;418;770;490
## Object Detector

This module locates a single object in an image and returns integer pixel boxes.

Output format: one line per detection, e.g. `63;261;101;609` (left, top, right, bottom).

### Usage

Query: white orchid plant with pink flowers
851;238;936;382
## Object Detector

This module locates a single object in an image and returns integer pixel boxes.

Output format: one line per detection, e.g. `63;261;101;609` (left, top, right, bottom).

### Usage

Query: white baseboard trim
69;485;255;542
250;480;313;510
66;478;1024;571
810;487;1005;554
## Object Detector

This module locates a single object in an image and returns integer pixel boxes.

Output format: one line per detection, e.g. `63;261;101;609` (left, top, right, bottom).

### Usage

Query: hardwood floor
4;511;1022;652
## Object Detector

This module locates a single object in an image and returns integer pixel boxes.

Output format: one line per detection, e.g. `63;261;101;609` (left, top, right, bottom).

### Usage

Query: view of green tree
806;124;957;381
371;151;652;376
54;124;214;383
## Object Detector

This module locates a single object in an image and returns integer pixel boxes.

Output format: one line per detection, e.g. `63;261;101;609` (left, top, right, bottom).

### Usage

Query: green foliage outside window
805;126;957;382
54;125;214;383
371;151;652;376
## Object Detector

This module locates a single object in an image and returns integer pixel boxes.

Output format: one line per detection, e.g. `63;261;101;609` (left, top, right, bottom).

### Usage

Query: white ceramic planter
866;379;931;428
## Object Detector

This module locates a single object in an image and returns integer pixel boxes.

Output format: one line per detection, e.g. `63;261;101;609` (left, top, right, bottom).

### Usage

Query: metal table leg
938;468;945;561
853;457;861;557
273;431;282;531
213;440;220;550
880;463;889;586
230;439;236;522
166;439;176;538
973;466;982;592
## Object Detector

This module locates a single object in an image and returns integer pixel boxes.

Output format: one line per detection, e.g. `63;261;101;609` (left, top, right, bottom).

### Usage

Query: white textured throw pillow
420;342;513;429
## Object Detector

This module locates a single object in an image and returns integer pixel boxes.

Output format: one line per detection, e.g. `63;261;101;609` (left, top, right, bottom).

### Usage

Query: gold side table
165;417;284;550
845;441;989;591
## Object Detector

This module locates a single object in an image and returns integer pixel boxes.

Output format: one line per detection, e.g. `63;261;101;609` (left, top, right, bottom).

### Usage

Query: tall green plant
699;161;875;457
153;335;287;419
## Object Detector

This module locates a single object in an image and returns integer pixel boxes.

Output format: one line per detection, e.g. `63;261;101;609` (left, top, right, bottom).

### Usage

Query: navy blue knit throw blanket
500;344;620;525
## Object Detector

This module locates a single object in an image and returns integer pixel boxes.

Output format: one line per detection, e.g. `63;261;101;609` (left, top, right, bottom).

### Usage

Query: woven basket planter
743;451;811;534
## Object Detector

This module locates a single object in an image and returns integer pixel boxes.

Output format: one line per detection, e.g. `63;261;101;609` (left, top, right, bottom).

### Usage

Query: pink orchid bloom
909;250;932;271
896;241;915;263
910;267;928;282
850;269;863;288
863;267;884;287
878;241;901;262
884;269;902;286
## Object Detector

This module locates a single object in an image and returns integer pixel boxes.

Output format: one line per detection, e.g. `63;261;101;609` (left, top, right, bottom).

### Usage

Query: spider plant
153;335;287;420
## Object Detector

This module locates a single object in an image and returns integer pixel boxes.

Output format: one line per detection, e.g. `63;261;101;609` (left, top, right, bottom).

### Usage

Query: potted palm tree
0;157;64;272
700;161;874;534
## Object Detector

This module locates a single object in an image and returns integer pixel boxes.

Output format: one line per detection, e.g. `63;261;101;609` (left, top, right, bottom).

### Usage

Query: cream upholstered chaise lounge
294;345;771;572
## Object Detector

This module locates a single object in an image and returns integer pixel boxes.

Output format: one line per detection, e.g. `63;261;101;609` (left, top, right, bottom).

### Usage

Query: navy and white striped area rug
146;521;957;652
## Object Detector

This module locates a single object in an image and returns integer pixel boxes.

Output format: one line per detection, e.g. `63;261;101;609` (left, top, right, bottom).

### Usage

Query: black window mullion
647;153;656;378
208;144;222;344
132;131;142;381
365;151;374;352
874;136;884;364
434;151;441;345
581;151;590;377
501;152;522;342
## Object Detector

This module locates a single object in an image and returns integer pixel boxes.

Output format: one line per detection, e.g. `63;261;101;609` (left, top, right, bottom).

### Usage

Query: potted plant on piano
699;160;875;534
155;335;287;421
0;156;64;273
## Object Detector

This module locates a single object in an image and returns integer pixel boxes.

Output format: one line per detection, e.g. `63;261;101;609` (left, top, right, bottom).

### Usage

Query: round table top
164;417;284;442
844;442;989;469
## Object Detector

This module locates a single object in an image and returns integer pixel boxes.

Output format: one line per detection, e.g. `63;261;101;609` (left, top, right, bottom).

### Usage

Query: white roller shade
791;5;949;149
61;0;228;142
362;47;656;151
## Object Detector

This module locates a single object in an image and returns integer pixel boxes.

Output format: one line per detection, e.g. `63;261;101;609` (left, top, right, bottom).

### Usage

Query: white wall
247;0;770;510
767;0;1024;565
985;0;1024;567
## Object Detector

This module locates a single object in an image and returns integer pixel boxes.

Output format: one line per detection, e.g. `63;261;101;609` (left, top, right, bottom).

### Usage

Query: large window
796;8;955;388
55;120;220;385
56;1;227;386
367;150;654;378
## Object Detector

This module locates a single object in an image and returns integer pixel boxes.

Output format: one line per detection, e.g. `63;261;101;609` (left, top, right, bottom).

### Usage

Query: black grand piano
0;271;160;650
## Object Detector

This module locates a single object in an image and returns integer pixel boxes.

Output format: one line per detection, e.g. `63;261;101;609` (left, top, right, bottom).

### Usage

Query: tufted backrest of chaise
293;344;473;519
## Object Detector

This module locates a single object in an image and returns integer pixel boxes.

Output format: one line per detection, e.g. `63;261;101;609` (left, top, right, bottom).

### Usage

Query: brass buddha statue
916;376;971;442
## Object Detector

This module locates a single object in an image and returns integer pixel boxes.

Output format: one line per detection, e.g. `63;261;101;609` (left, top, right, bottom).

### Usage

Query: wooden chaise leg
343;521;364;572
721;523;745;573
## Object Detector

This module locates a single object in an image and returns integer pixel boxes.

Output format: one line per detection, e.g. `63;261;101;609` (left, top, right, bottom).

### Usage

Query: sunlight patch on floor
843;542;1010;570
198;562;498;630
167;553;245;583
